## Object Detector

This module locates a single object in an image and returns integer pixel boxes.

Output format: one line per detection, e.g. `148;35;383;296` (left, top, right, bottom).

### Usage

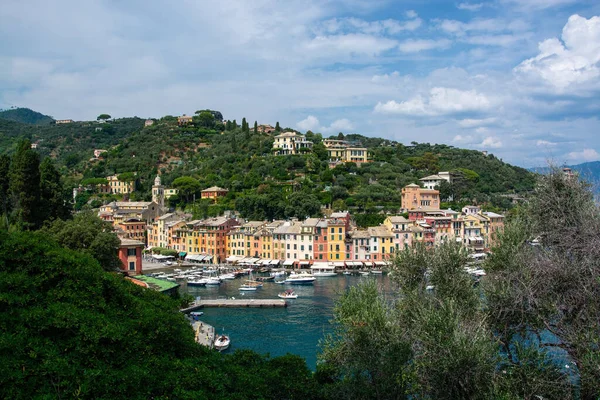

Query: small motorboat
278;289;298;299
219;273;235;280
239;284;258;291
205;278;221;286
190;311;204;320
214;334;230;351
343;271;352;275
187;279;207;287
359;271;370;276
371;270;383;275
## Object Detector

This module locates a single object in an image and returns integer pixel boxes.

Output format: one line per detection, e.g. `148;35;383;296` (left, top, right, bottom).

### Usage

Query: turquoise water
183;274;394;369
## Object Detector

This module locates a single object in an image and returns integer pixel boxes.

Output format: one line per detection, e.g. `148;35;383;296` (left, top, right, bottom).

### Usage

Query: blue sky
1;0;600;167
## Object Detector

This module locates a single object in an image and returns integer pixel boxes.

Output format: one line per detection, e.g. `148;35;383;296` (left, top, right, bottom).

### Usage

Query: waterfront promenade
193;321;214;348
182;298;287;313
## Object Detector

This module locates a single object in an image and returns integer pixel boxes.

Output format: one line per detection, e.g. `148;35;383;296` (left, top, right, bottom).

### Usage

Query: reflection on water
183;274;394;369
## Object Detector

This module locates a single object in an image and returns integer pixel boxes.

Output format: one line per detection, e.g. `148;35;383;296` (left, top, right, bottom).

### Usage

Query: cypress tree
232;119;237;129
275;121;281;132
241;117;247;132
254;121;258;135
40;158;70;222
9;140;41;229
0;155;10;222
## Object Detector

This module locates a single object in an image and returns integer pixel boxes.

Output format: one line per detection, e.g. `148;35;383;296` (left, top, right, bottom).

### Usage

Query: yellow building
401;183;440;210
327;217;347;261
323;139;369;165
185;217;238;263
164;188;179;199
107;174;135;194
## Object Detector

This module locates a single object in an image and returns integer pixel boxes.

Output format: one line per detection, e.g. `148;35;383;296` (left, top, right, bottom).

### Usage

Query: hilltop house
178;115;193;126
272;132;313;155
419;172;451;190
201;186;228;202
323;139;369;166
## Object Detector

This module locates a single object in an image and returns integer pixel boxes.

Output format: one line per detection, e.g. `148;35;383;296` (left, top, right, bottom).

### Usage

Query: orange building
401;183;440;211
201;186;229;202
186;217;238;263
117;218;147;244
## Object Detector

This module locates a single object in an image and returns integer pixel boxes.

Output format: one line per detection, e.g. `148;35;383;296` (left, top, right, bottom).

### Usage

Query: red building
313;220;328;261
118;237;144;275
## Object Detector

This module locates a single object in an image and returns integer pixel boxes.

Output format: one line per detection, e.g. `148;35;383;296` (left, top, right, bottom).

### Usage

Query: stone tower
152;175;164;209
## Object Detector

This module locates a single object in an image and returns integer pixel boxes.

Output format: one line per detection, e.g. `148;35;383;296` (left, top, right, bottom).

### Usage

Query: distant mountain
0;107;54;125
531;161;600;191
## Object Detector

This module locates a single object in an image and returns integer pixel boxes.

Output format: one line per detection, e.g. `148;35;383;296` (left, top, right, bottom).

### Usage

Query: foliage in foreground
318;218;588;400
0;230;318;399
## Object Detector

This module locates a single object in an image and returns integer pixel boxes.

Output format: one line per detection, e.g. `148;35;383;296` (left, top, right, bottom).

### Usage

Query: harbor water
184;273;394;369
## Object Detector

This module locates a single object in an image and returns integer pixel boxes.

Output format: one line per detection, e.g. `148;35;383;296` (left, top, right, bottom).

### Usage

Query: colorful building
118;237;144;275
201;186;229;202
401;183;440;210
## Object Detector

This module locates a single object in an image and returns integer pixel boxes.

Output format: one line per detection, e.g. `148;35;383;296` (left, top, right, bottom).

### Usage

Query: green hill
0;113;536;218
0;107;54;125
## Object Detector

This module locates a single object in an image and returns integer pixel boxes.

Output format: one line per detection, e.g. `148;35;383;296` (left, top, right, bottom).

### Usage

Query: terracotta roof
201;186;228;192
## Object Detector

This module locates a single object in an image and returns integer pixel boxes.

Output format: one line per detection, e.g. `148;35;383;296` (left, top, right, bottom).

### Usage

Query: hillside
0;113;536;218
0;107;54;125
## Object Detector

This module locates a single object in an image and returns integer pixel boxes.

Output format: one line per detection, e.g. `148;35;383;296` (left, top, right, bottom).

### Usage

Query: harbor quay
182;298;287;313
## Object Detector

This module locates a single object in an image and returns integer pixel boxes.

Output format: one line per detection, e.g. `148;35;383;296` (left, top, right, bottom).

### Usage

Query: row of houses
141;208;503;266
102;179;504;272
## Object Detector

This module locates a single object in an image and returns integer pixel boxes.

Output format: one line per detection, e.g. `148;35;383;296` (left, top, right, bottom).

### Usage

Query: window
129;261;135;271
338;228;342;233
127;248;136;256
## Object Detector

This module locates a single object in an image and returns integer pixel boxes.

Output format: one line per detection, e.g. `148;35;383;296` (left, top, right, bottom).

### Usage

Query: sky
1;0;600;167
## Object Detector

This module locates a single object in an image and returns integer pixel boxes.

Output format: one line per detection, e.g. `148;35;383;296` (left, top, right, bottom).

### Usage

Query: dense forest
0;107;54;125
0;108;536;222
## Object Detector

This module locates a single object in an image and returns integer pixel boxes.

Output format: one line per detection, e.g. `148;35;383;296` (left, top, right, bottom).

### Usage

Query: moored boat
310;263;337;277
284;272;316;284
214;334;230;351
278;289;298;299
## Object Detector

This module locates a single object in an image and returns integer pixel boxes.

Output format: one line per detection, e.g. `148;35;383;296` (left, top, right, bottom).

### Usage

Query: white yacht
284;271;316;284
310;263;337;277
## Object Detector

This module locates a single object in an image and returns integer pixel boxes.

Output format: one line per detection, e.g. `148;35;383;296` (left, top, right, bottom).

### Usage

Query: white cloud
457;3;485;11
514;14;600;91
566;148;600;162
458;117;497;127
296;115;354;133
398;39;452;53
536;140;558;146
304;33;398;57
374;87;491;116
316;16;422;36
297;115;321;131
453;134;474;143
406;10;418;19
329;118;354;131
480;136;503;148
500;0;578;10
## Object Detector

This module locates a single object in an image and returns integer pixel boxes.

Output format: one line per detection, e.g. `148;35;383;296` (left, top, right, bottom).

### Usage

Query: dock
181;299;287;312
193;321;215;348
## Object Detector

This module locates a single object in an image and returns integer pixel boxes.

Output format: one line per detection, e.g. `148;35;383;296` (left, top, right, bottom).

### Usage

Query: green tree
0;155;10;222
484;169;599;398
275;121;281;132
194;110;215;128
172;176;201;203
9;139;41;229
285;192;321;219
97;113;111;121
42;211;121;272
39;158;71;222
254;120;258;135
